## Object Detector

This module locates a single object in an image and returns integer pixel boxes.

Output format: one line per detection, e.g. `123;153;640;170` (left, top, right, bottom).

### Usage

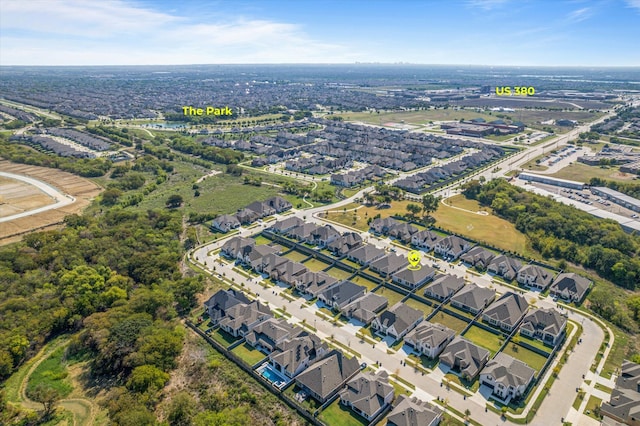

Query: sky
1;0;639;66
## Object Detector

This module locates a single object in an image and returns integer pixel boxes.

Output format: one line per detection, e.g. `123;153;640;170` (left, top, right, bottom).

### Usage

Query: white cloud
626;0;640;11
0;0;356;65
466;0;510;10
567;7;593;23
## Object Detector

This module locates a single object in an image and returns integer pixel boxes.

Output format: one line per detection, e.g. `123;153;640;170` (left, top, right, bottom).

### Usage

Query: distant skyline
1;0;639;67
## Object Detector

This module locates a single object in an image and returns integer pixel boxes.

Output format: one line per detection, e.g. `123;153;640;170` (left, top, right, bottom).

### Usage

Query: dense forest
463;179;640;288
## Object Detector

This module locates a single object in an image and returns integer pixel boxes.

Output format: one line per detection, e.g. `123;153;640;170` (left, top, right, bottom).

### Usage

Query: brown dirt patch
0;160;102;245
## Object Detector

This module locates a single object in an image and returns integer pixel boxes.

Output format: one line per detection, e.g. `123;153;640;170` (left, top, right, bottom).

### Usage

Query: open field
325;200;415;232
338;109;498;125
433;195;533;257
0;176;55;217
0;160;103;245
547;163;637;183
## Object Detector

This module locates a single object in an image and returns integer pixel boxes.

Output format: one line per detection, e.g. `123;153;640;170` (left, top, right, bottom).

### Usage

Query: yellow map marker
407;250;422;271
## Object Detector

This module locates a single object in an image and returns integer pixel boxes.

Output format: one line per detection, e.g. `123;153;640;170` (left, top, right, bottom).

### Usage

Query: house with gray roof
319;280;367;311
339;370;394;421
388;222;419;244
602;360;640;425
204;289;252;326
246;200;277;218
221;236;256;260
516;264;554;291
549;272;592;303
235;207;261;225
487;255;522;281
294;349;360;403
519;308;567;346
265;195;292;213
439;336;490;381
482;292;529;332
252;252;288;275
211;214;240;233
450;283;496;315
423;274;465;302
386;395;442;426
295;271;338;297
392;266;436;289
269;216;303;234
434;235;471;260
327;232;363;256
372;302;424;340
311;224;341;247
245;317;301;354
286;223;320;243
270;260;308;287
460;246;496;270
370;217;401;235
404;322;455;359
370;254;407;278
269;334;328;379
347;244;386;266
342;293;389;325
480;353;535;402
411;230;443;251
218;300;272;337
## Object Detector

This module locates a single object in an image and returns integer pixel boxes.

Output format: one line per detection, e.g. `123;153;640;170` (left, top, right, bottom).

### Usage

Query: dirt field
0;176;55;218
0;160;102;245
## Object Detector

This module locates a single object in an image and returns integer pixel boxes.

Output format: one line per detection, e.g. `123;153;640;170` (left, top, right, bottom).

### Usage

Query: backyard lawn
325;266;355;280
462;326;504;355
403;297;434;317
283;250;310;262
209;328;241;348
303;258;332;272
350;274;381;291
319;399;368;426
584;395;603;421
253;234;273;245
501;343;549;372
430;311;470;333
231;343;267;366
374;286;406;306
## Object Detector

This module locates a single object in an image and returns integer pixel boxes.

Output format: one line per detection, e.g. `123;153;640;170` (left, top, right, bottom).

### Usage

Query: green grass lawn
374;286;406;306
253;234;273;245
389;379;412;397
403;297;434;317
325;267;354;280
283;250;310;262
430;310;470;333
584;395;603;421
408;353;440;370
340;258;362;269
303;258;332;272
325;200;416;232
462;326;504;356
445;372;480;393
548;163;637;184
318;398;368;426
444;303;476;320
594;382;614;394
338;109;497;125
517;334;553;354
350;275;380;291
209;328;241;348
26;345;73;398
285;384;322;412
433;195;534;257
601;327;629;379
231;343;267;366
501;343;549;372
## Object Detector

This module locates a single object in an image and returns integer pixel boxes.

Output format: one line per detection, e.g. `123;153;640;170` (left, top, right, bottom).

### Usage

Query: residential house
347;245;386;266
218;300;272;337
245;317;301;354
423;274;465;302
388;222;419;244
404;322;455;359
221;236;256;260
411;230;443;251
294;349;360;403
519;308;567;346
439;336;491;381
319;280;367;311
339;370;394;421
265;196;292;213
460;247;496;270
370;254;406;278
241;244;279;268
246;200;276;218
311;224;340;247
286;223;320;243
252;252;288;275
328;232;363;256
295;271;338;297
482;292;529;332
392;266;436;289
342;293;389;325
480;353;535;402
270;260;309;287
372;302;424;340
386;395;442;426
203;289;252;326
235;207;261;225
211;214;240;233
549;273;592;303
517;265;554;291
487;255;523;281
450;283;496;315
434;236;471;260
269;334;328;379
370;217;401;235
602;360;640;425
269;217;303;234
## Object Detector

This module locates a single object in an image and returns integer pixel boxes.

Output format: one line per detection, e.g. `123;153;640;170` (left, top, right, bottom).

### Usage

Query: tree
166;194;184;208
101;188;123;206
167;391;197;426
30;384;62;418
126;365;170;393
406;203;422;220
421;194;441;222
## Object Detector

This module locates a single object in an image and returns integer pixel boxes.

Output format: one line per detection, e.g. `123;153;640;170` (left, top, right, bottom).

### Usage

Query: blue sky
1;0;639;66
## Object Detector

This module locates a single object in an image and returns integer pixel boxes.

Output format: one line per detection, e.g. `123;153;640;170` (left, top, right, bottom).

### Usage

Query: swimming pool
257;363;289;389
